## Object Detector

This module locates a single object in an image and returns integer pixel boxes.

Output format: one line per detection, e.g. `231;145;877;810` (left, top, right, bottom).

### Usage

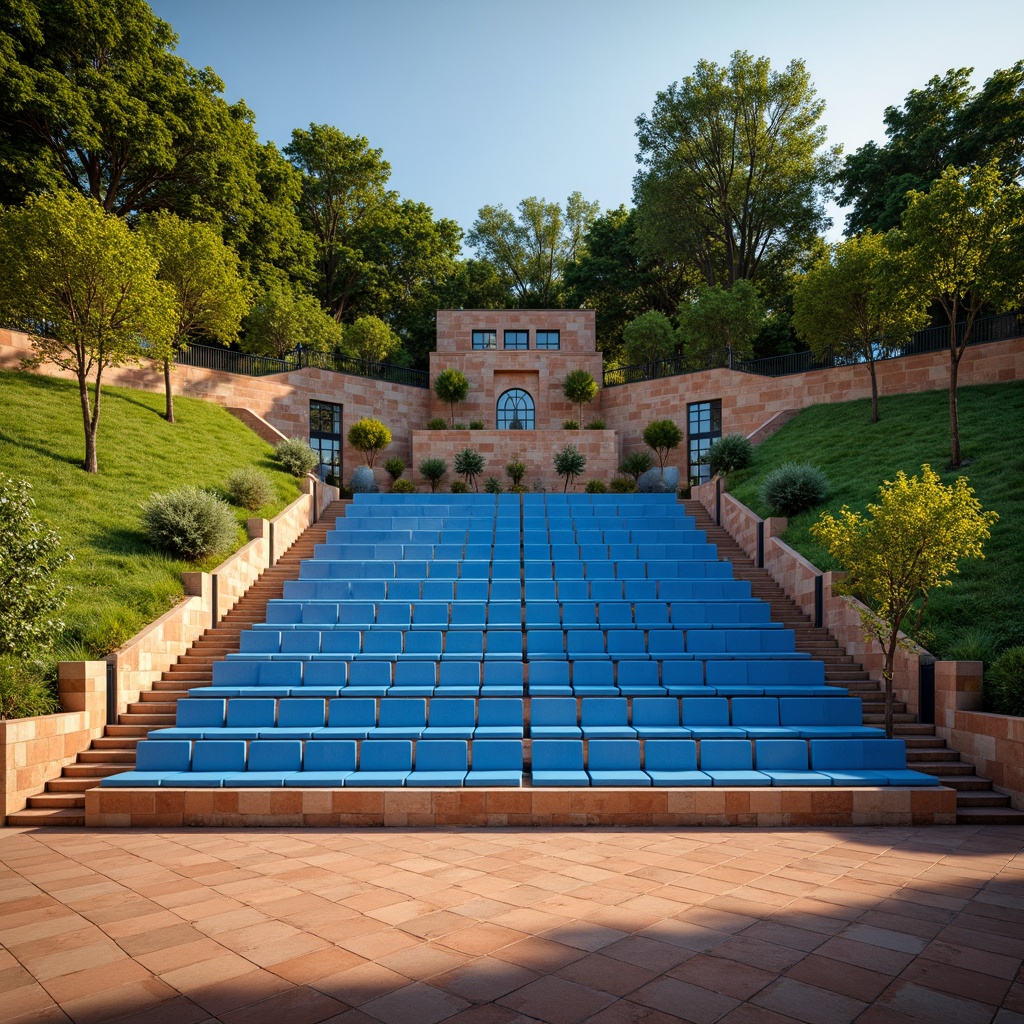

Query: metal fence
603;311;1023;387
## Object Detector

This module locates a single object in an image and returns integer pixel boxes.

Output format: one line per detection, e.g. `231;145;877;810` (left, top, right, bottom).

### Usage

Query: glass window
504;330;529;350
496;389;535;430
687;399;722;484
309;400;343;482
535;330;560;350
472;330;496;350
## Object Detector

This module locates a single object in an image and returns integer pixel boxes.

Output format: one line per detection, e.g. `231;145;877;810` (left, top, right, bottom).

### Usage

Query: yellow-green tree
810;465;998;737
346;417;392;468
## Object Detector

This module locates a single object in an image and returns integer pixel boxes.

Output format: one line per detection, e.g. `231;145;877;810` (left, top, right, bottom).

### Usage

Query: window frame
535;330;560;350
687;399;722;485
472;330;497;350
496;388;536;430
309;399;344;481
503;330;529;350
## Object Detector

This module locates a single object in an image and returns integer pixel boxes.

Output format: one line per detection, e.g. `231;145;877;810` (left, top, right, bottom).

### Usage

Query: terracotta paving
0;825;1022;1024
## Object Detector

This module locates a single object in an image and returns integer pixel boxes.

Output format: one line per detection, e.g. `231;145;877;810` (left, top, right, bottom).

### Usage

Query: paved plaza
1;824;1022;1023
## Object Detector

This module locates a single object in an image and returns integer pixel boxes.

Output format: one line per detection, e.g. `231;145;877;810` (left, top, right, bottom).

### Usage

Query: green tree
620;451;654;483
419;457;448;493
343;315;401;363
347;417;392;468
467;192;599;307
676;281;765;369
433;368;470;427
0;476;70;658
634;51;838;288
791;232;929;423
242;283;343;359
138;212;251;423
554;444;587;492
642;419;683;471
560;369;598;428
621;311;677;368
811;465;998;736
505;456;526;489
454;448;485;492
894;162;1024;467
0;191;174;473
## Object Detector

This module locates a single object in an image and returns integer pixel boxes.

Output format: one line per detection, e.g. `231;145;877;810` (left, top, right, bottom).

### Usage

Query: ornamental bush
484;476;502;494
274;437;319;477
620;451;654;482
391;478;416;493
0;656;60;720
585;479;607;493
505;456;526;488
450;481;469;494
454;447;485;491
140;486;238;561
760;463;829;517
226;467;273;511
383;457;405;482
563;420;580;430
347;417;392;468
986;647;1024;717
427;417;447;430
705;433;753;476
642;419;683;470
554;444;587;492
419;457;448;492
585;419;606;430
610;475;638;493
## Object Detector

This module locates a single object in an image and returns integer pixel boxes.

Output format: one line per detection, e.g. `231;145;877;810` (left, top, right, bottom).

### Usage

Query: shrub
554;444;586;492
563;419;580;430
274;437;319;477
226;467;273;511
469;420;485;430
760;463;829;517
450;481;469;494
986;646;1024;717
427;417;447;430
383;457;405;482
610;475;637;493
0;476;70;658
642;419;683;469
419;457;448;492
943;625;1000;665
347;417;391;467
561;368;598;425
505;456;526;488
433;367;470;426
484;476;502;494
140;486;238;561
705;433;753;476
585;479;607;493
620;451;654;482
391;478;416;493
585;419;605;430
0;656;59;720
454;447;485;491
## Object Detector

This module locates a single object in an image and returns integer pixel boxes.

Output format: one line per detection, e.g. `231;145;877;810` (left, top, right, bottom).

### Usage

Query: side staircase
685;500;1024;825
7;502;347;827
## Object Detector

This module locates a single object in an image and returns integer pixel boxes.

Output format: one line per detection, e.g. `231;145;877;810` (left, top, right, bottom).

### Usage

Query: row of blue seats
313;542;717;562
298;560;733;582
151;696;878;741
351;492;679;504
201;658;832;698
104;737;938;789
281;578;753;603
324;528;704;546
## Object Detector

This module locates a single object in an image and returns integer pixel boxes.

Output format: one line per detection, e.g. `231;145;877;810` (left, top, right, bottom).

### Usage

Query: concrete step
61;763;127;779
119;714;174;727
105;725;152;738
46;778;100;793
93;736;139;750
27;792;86;810
914;761;976;776
940;775;1000;792
77;750;134;764
957;791;1014;808
906;748;960;762
957;806;1024;825
7;807;85;827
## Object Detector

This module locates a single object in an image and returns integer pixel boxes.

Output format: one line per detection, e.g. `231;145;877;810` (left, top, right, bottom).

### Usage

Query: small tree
560;368;598;428
274;438;320;477
642;419;683;471
0;477;71;658
454;448;485;491
554;444;587;492
242;282;342;358
347;417;392;468
620;451;655;483
383;457;405;482
810;465;998;737
677;280;765;369
419;457;448;492
434;368;470;427
505;456;526;489
622;311;676;368
344;315;401;363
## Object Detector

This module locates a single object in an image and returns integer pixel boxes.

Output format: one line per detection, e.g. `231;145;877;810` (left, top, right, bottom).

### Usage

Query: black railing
603;311;1023;387
175;344;429;388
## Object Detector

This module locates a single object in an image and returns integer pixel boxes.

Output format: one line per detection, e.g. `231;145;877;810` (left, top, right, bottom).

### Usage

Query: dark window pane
504;330;529;350
496;388;535;430
472;330;496;350
536;331;560;350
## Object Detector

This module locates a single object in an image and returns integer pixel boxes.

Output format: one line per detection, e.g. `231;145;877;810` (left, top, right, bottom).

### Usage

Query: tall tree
838;63;1024;235
0;191;175;472
138;212;251;423
676;281;765;369
241;283;343;359
791;232;929;422
467;192;599;307
634;51;838;288
893;162;1024;468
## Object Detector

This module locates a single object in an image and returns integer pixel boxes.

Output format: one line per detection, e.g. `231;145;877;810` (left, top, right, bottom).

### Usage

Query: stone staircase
7;501;347;827
686;500;1024;825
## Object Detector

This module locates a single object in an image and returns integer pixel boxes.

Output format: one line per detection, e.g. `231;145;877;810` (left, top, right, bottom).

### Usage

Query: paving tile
668;953;776;1000
783;952;891;1001
899;956;1011;1004
218;985;350;1024
629;976;741;1023
876;979;997;1024
490;935;587;973
555;951;659;997
267;947;368;985
430;956;540;1003
751;977;868;1024
497;975;617;1024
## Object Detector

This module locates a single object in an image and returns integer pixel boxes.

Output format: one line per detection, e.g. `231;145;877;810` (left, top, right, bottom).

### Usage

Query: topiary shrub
505;456;526;488
759;463;829;517
986;646;1024;717
141;486;238;561
620;451;654;483
274;437;320;477
383;457;405;482
427;417;447;430
705;433;753;476
563;419;580;430
469;420;485;430
450;481;469;494
347;417;392;467
585;419;606;430
554;444;587;492
610;475;638;493
454;447;485;491
226;467;273;511
391;478;416;493
642;419;683;470
585;479;607;493
484;476;502;494
419;457;448;493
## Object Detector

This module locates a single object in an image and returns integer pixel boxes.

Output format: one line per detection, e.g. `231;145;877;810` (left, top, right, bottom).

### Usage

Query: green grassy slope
727;380;1024;663
0;370;302;659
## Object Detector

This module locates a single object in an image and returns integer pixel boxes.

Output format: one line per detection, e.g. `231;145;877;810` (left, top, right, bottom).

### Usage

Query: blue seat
488;580;522;602
525;603;560;629
286;740;357;786
347;740;412;786
264;602;302;624
567;629;606;660
809;739;939;786
646;630;687;660
484;631;523;660
301;661;346;696
596;603;633;630
435;661;480;696
699;739;770;786
615;661;664;696
263;698;326;739
361;630;403;661
481;661;523;695
216;699;276;739
527;660;571;695
401;630;443;661
623;580;659;601
529;698;580;738
387;580;422;601
149;698;226;740
320;630;363;659
755;740;832;786
662;661;706;695
318;698;377;739
223;740;302;786
590;581;624;602
239;630;283;654
686;629;796;657
730;698;794;738
490;561;520;580
406;740;468;787
443;631;484;660
631;698;688;738
562;603;597;629
584;560;615;580
424;699;476;739
643;740;711;786
553;561;585;580
374;699;426;739
524;581;557;602
211;660;302;695
633;603;670;630
780;697;882;737
338;602;376;627
450;603;486;629
466;740;523;786
571;660;617;695
531;740;589;786
422;580;456;602
587;739;649;786
606;630;647;660
526;631;565;660
101;740;192;786
391;660;436;696
165;740;246;787
580;698;634;739
476;699;524;739
376;603;412;629
681;698;740;738
557;580;590;601
346;661;391;695
487;603;522;629
279;631;321;656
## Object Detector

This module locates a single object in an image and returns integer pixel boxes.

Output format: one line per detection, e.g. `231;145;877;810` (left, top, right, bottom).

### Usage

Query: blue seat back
415;740;468;772
176;699;226;727
532;740;584;772
700;739;753;770
247;740;302;772
632;698;678;726
277;699;326;728
327;698;377;727
135;739;191;772
588;739;641;771
192;740;246;773
359;740;412;772
644;739;698;772
531;699;577;726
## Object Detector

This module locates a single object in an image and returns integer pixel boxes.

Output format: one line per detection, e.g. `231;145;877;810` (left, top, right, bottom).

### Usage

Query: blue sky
149;0;1024;243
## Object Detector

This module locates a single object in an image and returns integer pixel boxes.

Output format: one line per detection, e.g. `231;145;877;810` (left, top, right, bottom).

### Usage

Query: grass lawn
727;379;1024;665
0;370;303;661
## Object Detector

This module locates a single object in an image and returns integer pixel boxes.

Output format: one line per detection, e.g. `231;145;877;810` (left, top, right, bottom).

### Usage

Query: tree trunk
163;357;175;423
77;372;99;474
949;349;961;469
868;358;879;424
883;641;897;739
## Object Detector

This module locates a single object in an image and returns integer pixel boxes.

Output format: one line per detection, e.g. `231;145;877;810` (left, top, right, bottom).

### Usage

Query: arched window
496;388;535;430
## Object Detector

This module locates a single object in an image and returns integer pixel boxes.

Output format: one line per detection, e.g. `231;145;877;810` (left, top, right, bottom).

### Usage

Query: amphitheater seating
103;493;935;792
